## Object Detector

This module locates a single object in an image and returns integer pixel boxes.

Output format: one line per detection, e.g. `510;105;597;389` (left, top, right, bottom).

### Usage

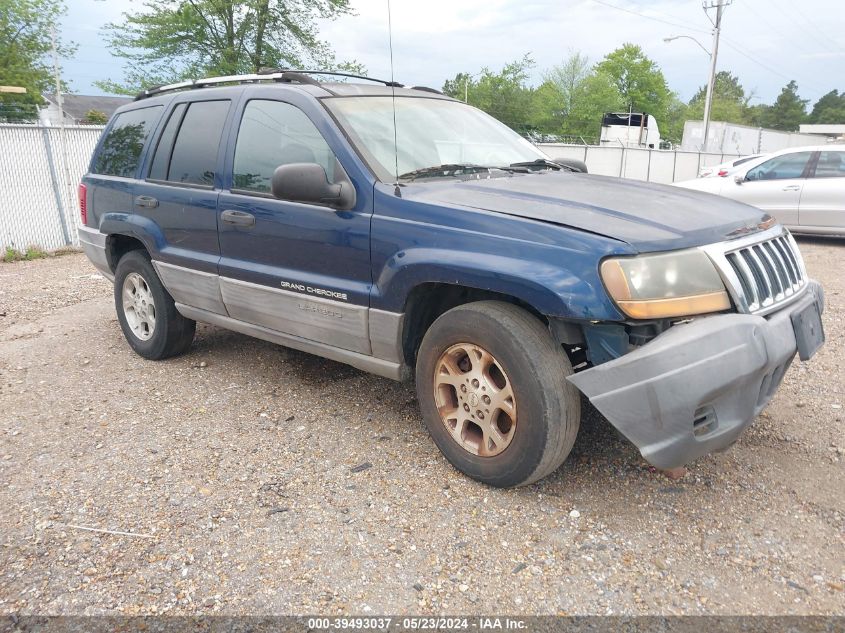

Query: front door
726;151;816;227
799;149;845;229
217;97;373;354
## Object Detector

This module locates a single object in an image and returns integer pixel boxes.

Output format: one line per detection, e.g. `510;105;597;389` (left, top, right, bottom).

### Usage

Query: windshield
324;96;547;182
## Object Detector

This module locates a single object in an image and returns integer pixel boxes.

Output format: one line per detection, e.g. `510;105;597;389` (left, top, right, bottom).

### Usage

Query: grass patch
2;245;79;263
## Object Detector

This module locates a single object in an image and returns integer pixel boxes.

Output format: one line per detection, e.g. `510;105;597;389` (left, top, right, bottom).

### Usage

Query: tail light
718;169;729;177
78;183;87;225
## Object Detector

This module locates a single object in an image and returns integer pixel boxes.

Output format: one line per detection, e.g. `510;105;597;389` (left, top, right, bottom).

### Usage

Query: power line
589;0;710;35
589;0;828;101
732;0;818;58
764;0;845;53
719;37;827;97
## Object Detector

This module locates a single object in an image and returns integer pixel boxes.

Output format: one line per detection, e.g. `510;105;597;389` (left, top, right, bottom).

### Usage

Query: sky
61;0;845;107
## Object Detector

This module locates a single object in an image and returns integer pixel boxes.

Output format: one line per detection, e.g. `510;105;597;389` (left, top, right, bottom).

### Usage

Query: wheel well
106;234;147;272
401;283;546;366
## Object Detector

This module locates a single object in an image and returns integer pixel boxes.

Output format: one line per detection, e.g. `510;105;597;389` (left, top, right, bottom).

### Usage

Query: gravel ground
0;240;843;616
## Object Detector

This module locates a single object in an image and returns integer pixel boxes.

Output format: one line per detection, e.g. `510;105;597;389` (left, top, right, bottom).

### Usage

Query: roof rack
134;69;405;101
410;86;444;95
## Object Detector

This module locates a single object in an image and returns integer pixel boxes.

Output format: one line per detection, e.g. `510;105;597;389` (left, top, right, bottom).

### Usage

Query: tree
442;55;536;133
528;79;566;133
595;44;672;122
563;72;624;140
543;51;591;120
0;0;75;122
760;80;808;131
686;71;751;125
97;0;355;94
442;72;474;103
83;109;108;124
663;96;689;144
746;102;769;128
807;90;845;124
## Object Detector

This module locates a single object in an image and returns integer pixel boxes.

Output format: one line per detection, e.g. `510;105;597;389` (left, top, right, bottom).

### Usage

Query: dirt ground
0;240;843;616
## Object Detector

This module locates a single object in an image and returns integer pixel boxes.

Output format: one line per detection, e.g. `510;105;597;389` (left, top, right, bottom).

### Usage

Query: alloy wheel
433;343;517;457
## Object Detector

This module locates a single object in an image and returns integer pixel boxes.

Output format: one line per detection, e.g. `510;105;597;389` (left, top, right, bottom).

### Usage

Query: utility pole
50;25;64;124
701;0;731;152
50;23;73;245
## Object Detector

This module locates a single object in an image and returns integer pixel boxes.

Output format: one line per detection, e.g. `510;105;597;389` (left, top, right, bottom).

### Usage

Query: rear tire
113;250;195;360
415;301;580;488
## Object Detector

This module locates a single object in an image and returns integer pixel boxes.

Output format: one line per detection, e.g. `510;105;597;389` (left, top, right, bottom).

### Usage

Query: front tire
113;250;195;360
415;301;580;488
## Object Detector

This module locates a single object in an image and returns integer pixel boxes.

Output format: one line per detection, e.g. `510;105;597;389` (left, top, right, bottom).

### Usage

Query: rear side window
148;103;187;181
93;106;162;178
233;100;336;194
157;100;230;186
813;151;845;178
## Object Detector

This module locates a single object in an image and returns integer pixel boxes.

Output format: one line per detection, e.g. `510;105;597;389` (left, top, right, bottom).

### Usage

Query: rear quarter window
92;106;162;178
165;100;230;186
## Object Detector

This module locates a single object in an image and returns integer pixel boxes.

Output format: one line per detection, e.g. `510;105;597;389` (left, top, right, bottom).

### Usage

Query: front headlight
600;249;731;319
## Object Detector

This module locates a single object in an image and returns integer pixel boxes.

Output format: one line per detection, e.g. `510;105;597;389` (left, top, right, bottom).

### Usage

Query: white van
600;112;661;149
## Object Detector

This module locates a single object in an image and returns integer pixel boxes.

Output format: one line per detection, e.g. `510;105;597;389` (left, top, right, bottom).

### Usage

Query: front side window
813;151;845;178
233;100;336;194
93;106;162;178
324;96;546;182
165;100;230;186
746;152;814;181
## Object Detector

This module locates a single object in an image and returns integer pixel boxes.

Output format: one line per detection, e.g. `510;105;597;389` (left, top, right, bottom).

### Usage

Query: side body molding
150;259;408;379
218;277;370;355
153;261;226;315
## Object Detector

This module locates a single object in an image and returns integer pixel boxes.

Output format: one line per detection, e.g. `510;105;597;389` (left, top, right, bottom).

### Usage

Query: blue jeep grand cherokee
78;71;825;487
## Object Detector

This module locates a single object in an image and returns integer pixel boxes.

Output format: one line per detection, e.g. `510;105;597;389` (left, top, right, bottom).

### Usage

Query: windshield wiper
505;158;577;172
398;163;489;181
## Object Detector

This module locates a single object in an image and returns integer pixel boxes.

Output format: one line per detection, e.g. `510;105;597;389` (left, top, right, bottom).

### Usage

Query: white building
799;124;845;142
39;93;131;126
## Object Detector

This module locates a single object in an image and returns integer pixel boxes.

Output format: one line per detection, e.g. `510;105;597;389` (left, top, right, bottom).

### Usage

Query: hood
402;171;771;252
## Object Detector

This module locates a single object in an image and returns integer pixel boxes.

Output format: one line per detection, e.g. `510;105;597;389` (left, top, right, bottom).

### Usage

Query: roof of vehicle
115;84;457;121
768;144;845;155
130;70;455;104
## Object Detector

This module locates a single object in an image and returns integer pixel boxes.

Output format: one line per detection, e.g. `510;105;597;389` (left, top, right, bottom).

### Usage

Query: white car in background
698;154;765;178
675;146;845;236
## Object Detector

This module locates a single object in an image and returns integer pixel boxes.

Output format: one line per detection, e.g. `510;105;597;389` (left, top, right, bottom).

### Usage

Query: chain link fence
0;125;747;252
0;123;104;252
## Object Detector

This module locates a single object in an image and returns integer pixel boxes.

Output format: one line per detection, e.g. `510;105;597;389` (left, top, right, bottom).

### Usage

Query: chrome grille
702;227;807;315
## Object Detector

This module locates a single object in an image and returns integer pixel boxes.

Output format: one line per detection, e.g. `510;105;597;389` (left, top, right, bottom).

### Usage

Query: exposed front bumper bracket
568;280;824;469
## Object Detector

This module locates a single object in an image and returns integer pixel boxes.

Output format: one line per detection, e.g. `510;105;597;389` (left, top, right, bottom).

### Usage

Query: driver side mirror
271;162;356;210
734;173;746;185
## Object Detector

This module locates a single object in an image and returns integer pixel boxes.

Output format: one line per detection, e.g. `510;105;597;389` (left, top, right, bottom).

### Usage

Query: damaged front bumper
568;280;825;469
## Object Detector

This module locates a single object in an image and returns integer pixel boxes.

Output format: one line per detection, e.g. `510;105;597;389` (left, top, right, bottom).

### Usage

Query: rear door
799;149;845;230
216;93;373;354
725;151;815;227
87;105;163;229
141;96;234;314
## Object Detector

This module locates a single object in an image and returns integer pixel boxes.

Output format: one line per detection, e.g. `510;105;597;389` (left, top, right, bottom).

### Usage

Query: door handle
782;185;801;191
220;209;255;227
134;195;159;208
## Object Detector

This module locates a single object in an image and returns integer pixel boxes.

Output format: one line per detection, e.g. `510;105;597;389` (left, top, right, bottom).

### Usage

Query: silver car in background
698;154;765;178
676;146;845;236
